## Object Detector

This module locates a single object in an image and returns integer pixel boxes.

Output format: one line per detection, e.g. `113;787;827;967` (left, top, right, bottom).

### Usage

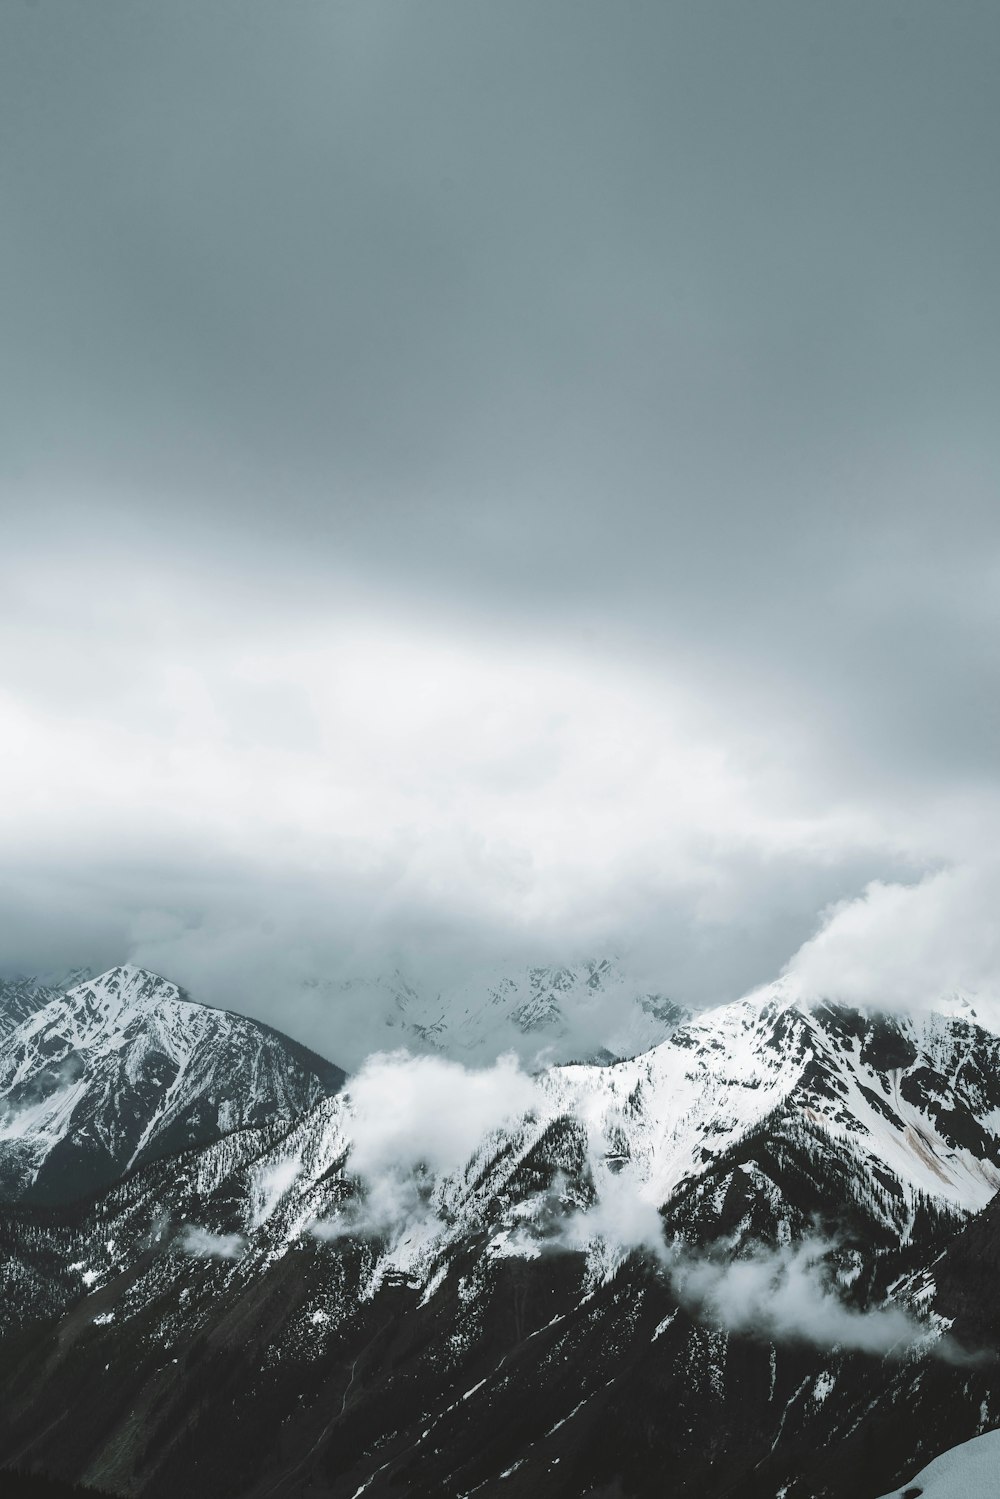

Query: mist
2;2;1000;1055
177;1225;246;1261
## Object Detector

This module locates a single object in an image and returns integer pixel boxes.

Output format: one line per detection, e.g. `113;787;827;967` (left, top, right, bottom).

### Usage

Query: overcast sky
2;2;999;1058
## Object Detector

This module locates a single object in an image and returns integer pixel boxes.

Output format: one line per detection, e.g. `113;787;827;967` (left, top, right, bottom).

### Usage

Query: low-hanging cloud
311;1172;438;1244
346;1050;543;1180
251;1157;302;1227
311;1050;544;1241
1;602;910;1067
560;1169;669;1262
177;1225;246;1260
670;1238;959;1359
302;1061;983;1367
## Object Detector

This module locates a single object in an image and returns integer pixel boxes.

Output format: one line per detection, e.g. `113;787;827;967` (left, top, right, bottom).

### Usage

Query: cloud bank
4;3;1000;1057
346;1050;542;1180
307;1063;962;1363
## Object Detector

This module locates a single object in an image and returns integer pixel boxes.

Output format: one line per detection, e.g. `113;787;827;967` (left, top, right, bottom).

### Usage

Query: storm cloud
2;2;999;1058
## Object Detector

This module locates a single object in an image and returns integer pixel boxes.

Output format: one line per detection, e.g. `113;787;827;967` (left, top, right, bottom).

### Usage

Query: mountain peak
0;964;344;1205
68;963;183;1007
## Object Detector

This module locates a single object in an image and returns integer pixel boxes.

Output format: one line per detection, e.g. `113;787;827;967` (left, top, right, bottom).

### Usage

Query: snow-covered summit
539;981;1000;1227
0;964;345;1204
27;964;190;1044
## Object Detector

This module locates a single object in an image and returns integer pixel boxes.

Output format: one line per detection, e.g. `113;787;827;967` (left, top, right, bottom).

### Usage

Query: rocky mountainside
0;966;345;1205
3;985;1000;1496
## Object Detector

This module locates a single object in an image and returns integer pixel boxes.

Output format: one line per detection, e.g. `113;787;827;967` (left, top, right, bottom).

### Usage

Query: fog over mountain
3;2;1000;1062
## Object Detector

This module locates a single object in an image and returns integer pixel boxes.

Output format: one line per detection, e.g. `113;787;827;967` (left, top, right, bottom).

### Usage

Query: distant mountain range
3;964;1000;1495
303;954;690;1063
0;975;82;1041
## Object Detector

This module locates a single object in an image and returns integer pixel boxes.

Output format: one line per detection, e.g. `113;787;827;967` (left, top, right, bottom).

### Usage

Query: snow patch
877;1428;1000;1498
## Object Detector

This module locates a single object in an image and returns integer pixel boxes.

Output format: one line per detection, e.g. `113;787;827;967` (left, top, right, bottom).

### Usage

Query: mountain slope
2;989;1000;1496
0;965;345;1205
544;984;1000;1226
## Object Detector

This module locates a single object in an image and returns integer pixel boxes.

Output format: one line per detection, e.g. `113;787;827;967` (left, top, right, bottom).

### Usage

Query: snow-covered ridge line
542;984;1000;1219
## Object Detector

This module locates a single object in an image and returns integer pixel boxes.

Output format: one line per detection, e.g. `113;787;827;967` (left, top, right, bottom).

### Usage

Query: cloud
251;1157;302;1227
560;1169;668;1262
782;861;1000;1018
346;1051;542;1180
311;1173;439;1244
670;1238;940;1358
311;1051;542;1242
177;1225;246;1260
0;601;918;1064
550;1186;980;1363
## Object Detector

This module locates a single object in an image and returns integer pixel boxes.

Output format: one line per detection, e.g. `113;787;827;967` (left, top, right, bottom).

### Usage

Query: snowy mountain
546;980;1000;1225
4;984;1000;1495
0;965;345;1205
311;955;689;1064
0;976;76;1041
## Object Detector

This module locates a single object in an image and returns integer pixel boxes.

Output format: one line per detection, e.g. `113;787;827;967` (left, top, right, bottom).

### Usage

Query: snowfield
878;1429;1000;1498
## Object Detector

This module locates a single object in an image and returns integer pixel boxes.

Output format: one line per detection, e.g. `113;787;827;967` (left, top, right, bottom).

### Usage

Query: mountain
0;977;76;1042
3;986;1000;1495
311;955;689;1064
0;965;346;1205
0;970;96;1041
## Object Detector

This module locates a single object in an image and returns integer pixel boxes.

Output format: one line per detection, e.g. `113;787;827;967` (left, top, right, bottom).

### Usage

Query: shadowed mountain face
0;966;345;1206
2;989;1000;1496
0;1471;113;1499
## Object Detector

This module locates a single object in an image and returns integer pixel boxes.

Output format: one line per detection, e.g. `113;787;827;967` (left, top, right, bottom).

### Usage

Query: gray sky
2;2;999;1058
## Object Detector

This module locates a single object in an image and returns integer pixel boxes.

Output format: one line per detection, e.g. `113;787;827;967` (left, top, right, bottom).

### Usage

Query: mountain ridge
0;964;345;1205
3;982;1000;1494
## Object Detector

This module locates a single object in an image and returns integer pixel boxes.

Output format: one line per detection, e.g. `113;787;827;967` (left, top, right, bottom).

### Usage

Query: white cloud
561;1168;667;1261
783;861;1000;1018
670;1238;927;1356
177;1224;246;1260
311;1051;542;1243
0;597;916;1061
346;1050;542;1180
251;1156;302;1227
311;1174;439;1243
